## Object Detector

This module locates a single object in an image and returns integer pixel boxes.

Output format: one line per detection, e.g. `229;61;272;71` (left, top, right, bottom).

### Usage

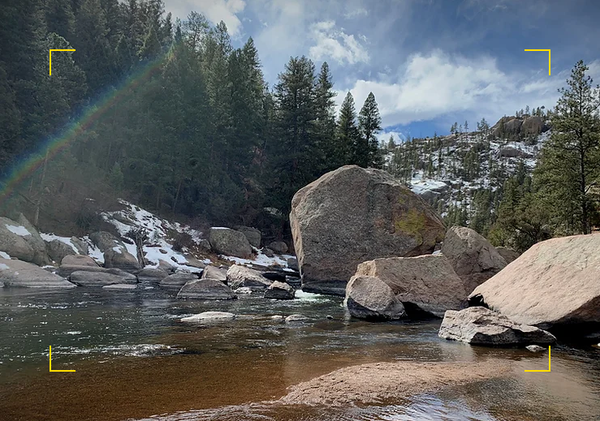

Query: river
1;286;599;421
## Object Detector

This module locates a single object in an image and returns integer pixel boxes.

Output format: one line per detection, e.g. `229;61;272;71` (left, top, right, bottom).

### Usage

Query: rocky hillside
384;114;551;225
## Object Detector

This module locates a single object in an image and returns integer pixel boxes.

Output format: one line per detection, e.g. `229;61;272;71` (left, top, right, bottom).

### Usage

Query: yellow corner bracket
49;49;76;75
49;346;76;372
524;345;551;372
524;49;551;75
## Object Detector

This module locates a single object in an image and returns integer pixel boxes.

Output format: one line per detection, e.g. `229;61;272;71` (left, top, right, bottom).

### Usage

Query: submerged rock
469;234;600;334
438;307;556;346
0;258;75;288
180;311;236;323
177;278;237;300
285;314;309;323
290;165;445;296
441;226;507;294
264;281;295;300
355;255;467;317
344;275;406;320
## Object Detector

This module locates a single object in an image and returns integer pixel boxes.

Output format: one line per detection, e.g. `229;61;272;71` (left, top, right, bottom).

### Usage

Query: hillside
384;114;550;234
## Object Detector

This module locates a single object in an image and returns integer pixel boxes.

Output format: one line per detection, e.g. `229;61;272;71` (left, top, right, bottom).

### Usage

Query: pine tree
314;62;338;171
336;92;359;165
357;92;383;168
536;60;600;234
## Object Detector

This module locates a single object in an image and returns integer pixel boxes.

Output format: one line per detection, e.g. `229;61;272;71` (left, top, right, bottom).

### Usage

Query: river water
0;286;599;421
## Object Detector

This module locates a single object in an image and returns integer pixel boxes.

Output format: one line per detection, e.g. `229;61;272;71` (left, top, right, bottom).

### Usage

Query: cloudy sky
163;0;600;142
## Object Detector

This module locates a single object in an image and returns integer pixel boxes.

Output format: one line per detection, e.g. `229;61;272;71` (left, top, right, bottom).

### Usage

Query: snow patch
112;246;123;254
0;251;10;259
0;263;9;270
5;224;30;236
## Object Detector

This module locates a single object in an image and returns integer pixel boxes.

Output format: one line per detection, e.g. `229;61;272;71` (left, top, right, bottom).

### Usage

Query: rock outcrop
344;275;406;320
441;226;507;294
438;307;556;346
264;281;295;300
521;116;545;135
355;255;467;317
469;234;600;333
0;258;75;288
290;165;445;295
208;227;252;258
226;265;272;290
177;279;237;299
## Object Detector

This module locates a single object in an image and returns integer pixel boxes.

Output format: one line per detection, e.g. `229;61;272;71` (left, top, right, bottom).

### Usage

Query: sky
162;0;600;142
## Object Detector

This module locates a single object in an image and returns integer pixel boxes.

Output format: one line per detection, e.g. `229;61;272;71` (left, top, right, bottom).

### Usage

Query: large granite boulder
226;265;272;290
441;226;507;294
208;227;252;258
236;226;262;248
439;307;556;346
504;118;523;134
469;234;600;333
355;255;467;317
0;258;75;288
177;279;237;300
264;281;295;300
103;248;140;272
344;275;406;320
159;272;198;290
0;216;49;266
70;270;137;287
290;165;445;295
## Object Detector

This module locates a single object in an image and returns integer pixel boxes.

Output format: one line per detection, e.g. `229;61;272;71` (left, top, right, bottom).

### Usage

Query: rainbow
0;50;172;205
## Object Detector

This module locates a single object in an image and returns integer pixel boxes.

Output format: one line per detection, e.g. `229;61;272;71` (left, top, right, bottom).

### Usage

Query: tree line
0;0;384;237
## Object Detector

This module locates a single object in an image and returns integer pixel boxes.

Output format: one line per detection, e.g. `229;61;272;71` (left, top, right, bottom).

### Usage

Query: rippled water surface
1;286;599;421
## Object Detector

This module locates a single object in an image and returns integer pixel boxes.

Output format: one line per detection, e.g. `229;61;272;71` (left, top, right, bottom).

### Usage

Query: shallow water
0;286;599;421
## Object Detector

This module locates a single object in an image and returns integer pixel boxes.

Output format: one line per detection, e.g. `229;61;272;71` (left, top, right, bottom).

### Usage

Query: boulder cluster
290;165;600;345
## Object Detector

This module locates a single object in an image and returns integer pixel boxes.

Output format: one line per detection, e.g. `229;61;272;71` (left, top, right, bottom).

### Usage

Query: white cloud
344;8;368;18
337;50;595;128
309;20;369;65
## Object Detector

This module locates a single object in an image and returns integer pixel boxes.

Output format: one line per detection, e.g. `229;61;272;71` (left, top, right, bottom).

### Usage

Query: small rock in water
271;315;284;321
103;283;137;290
181;311;236;323
326;315;334;320
526;345;547;353
285;314;309;323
